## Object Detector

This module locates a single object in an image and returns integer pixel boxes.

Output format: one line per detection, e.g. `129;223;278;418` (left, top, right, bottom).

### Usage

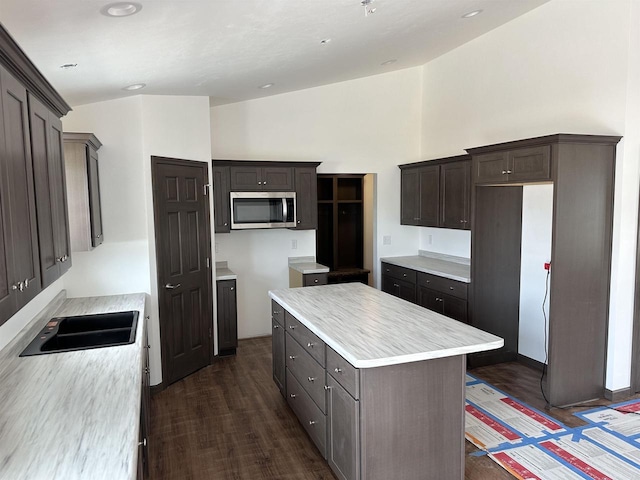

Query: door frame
631;190;640;394
150;156;214;386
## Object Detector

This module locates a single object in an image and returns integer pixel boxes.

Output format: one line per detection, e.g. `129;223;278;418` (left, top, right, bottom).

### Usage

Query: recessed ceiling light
59;63;78;69
320;39;332;45
381;59;397;66
123;83;146;91
462;9;482;18
101;2;143;17
259;83;274;89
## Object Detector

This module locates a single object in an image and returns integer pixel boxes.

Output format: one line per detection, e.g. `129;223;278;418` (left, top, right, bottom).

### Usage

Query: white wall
519;184;553;363
418;228;470;258
62;95;212;386
211;68;422;338
419;0;640;391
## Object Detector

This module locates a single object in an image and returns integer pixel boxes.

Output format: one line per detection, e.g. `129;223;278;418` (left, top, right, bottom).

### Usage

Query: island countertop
269;283;502;368
0;291;146;480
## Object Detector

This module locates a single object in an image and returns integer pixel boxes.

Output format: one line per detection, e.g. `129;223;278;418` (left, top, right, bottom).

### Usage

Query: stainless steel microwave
230;192;296;229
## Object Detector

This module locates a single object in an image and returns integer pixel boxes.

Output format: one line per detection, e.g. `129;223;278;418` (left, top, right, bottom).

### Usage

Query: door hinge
204;183;211;195
206;257;210;268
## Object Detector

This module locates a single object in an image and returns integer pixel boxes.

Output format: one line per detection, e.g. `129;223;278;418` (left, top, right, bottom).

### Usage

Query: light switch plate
383;235;391;245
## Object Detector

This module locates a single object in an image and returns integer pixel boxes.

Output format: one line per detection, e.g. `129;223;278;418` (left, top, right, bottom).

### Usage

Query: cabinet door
261;167;293;191
508;146;551;183
229;166;260;191
29;95;71;287
417;286;444;314
87;147;104;247
139;324;151;480
327;375;360;480
473;151;508;184
294;167;317;229
441;161;470;230
442;293;468;324
217;279;238;353
212;165;230;233
0;66;41;309
272;317;285;395
400;168;420;225
382;274;416;303
418;165;440;227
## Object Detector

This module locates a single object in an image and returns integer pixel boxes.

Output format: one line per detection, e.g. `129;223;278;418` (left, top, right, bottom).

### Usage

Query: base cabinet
217;279;238;356
272;317;285;394
327;375;360;480
138;322;151;480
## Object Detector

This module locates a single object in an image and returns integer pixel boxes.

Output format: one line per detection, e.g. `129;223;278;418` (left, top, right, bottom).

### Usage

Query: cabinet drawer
287;369;327;458
327;347;359;400
417;272;468;300
303;273;328;287
272;300;285;327
285;312;326;366
381;262;416;283
286;333;327;413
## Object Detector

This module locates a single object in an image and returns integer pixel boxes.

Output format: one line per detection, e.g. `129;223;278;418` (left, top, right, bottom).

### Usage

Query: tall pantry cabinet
0;25;72;327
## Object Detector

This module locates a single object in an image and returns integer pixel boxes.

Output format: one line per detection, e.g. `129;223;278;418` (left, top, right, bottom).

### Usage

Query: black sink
20;311;138;357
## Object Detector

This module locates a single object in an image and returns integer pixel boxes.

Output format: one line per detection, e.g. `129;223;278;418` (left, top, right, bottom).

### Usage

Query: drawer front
417;272;468;300
303;273;328;287
327;347;359;400
285;312;326;366
286;369;327;458
286;333;327;412
381;262;416;284
272;300;285;326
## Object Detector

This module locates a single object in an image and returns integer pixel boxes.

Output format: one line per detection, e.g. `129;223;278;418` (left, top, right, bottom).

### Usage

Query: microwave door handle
282;197;288;221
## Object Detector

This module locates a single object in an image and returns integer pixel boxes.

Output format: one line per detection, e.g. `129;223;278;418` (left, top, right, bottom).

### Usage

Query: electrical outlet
428;234;433;245
214;243;219;253
383;235;391;245
291;239;297;250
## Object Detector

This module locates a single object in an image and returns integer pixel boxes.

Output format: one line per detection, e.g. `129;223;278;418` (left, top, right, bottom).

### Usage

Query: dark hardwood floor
150;337;638;480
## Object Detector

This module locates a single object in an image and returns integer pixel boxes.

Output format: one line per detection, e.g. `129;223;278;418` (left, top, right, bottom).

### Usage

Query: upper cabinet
473;145;551;184
63;133;104;251
399;155;470;230
229;165;293;191
29;94;71;287
212;160;321;233
0;24;71;327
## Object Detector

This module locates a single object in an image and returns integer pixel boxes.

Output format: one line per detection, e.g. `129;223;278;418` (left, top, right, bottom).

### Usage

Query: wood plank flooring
149;337;638;480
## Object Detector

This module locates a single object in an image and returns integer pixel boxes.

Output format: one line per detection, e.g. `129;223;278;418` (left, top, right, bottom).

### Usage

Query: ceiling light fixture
320;39;332;45
462;9;482;18
59;63;78;69
381;59;397;66
259;83;274;89
361;0;376;17
101;2;143;17
122;83;146;91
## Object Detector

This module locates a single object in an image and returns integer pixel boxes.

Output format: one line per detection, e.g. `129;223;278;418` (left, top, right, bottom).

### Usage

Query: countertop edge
381;256;471;283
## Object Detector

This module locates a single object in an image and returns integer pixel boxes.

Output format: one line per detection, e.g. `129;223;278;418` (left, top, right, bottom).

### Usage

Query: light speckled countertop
216;261;237;280
0;291;146;480
381;251;471;283
288;256;329;274
269;283;502;368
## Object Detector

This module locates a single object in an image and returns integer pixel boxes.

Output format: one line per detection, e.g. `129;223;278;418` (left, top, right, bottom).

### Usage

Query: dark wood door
87;147;104;247
294;167;317;229
216;279;237;355
327;375;360;480
441;161;470;230
272;317;285;394
418;165;440;227
212;165;230;233
261;167;293;191
508;145;551;183
0;66;40;309
152;157;213;386
400;168;420;225
29;94;71;287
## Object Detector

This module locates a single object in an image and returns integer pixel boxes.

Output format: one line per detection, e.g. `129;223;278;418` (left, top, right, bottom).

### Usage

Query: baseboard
468;349;518;369
605;387;631;402
517;354;545;372
150;383;165;396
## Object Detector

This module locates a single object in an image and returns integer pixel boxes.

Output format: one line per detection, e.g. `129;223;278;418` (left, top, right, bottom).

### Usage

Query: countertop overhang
269;283;502;369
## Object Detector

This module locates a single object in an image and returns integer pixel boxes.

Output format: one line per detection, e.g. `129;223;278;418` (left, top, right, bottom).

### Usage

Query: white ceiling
0;0;549;108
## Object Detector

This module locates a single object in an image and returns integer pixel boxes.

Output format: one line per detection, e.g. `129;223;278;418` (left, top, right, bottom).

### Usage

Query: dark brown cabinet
272;300;286;395
303;273;328;287
138;321;151;480
63;133;104;250
230;165;293;191
473;145;551;184
0;65;42;323
417;288;468;324
326;374;360;480
294;167;318;230
381;262;416;303
29;94;71;288
217;279;238;356
399;155;471;230
212;165;230;233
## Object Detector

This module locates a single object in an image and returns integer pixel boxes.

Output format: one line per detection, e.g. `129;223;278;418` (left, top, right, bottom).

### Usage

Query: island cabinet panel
285;311;326;366
286;333;326;412
327;374;360;480
286;369;327;457
272;317;285;395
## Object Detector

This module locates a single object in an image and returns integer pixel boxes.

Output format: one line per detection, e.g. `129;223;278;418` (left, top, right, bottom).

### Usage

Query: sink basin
20;311;138;357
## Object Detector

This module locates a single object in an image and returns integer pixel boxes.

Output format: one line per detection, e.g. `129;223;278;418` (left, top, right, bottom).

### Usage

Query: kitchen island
269;282;503;480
